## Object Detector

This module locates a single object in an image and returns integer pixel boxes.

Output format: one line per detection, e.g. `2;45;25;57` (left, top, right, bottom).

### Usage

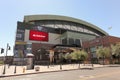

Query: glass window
62;38;67;45
84;28;90;33
75;39;81;47
63;22;71;30
69;38;74;45
90;47;96;53
77;27;83;32
70;24;78;31
55;24;63;28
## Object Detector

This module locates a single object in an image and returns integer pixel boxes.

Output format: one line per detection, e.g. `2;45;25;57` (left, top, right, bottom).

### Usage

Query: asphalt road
1;66;120;80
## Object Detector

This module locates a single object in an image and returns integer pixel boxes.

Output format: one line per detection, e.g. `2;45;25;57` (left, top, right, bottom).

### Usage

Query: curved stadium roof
24;15;108;36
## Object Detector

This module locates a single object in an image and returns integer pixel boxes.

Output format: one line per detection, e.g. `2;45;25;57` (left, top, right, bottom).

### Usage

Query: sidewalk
0;64;118;77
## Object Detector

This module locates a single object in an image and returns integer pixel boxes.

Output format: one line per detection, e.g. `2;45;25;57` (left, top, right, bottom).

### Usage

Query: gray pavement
0;64;119;77
0;66;120;80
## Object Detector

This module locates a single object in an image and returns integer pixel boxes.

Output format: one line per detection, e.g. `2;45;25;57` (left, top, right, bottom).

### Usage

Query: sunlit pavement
0;66;120;80
0;64;119;77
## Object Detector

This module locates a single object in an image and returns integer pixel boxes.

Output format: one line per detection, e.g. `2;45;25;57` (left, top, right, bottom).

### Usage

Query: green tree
64;53;72;63
111;43;120;64
96;47;110;65
71;49;88;69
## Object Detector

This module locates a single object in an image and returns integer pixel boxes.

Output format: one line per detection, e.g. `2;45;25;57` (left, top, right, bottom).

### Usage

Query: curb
1;65;119;78
0;68;94;78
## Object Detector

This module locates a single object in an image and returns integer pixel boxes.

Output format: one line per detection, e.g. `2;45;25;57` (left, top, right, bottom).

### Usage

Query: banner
29;30;48;41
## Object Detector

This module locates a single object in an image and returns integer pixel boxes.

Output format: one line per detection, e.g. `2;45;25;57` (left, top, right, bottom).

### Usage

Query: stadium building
14;15;108;64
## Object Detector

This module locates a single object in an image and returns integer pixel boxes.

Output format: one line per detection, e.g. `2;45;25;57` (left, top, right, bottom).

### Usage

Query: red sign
29;30;48;41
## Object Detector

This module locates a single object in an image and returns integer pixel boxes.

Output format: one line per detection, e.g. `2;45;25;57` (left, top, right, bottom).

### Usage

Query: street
0;66;120;80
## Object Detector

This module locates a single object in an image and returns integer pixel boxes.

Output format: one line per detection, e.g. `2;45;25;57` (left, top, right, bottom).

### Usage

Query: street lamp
55;28;64;70
14;63;16;73
3;43;11;74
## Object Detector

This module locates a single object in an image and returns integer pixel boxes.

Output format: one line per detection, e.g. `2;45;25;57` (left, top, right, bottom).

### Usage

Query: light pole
59;28;62;70
14;63;16;73
3;43;10;74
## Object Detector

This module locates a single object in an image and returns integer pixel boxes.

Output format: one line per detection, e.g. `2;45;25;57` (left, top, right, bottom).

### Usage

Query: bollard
23;67;25;73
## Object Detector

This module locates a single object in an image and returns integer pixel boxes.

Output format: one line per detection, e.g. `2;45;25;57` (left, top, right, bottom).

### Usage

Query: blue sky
0;0;120;56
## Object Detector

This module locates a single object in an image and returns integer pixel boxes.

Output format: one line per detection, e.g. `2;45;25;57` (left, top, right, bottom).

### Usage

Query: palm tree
111;43;120;64
49;49;54;65
70;49;88;69
96;47;110;65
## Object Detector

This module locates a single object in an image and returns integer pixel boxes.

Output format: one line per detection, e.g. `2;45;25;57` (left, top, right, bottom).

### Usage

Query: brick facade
83;36;120;49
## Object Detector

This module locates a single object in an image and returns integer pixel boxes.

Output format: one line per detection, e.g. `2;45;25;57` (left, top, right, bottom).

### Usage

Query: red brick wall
108;36;120;44
83;36;120;48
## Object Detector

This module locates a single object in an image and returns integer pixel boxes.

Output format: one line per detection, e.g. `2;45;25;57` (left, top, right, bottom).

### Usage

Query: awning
53;44;81;48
